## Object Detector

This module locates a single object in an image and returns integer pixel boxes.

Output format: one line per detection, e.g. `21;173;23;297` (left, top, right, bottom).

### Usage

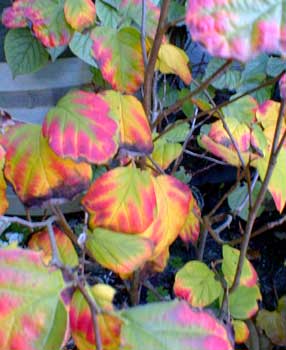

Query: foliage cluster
0;0;286;349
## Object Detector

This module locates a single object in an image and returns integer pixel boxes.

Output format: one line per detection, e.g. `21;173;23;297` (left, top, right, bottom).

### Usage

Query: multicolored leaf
174;261;223;307
102;91;153;154
227;285;261;320
232;320;249;344
140;175;191;270
179;196;200;244
1;124;92;208
91;26;145;93
254;100;286;212
82;167;157;234
69;31;97;67
0;146;8;216
119;0;160;38
222;245;258;288
70;286;122;350
120;300;234;350
28;226;78;266
2;0;73;47
86;228;153;277
64;0;96;32
256;296;286;346
0;248;67;350
186;0;286;61
156;43;192;85
43;90;120;164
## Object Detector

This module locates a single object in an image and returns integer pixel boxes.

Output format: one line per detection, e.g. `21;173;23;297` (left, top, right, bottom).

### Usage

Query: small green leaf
228;285;261;319
266;57;286;77
162;123;190;143
173;166;191;184
174;261;223;307
47;45;67;62
97;0;121;28
179;89;195;118
4;28;49;77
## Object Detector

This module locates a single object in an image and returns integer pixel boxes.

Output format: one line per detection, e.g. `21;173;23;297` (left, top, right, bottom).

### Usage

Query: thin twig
143;0;170;117
230;98;286;293
146;154;165;174
184;149;229;166
235;170;259;216
52;205;78;245
197;226;208;260
141;0;148;68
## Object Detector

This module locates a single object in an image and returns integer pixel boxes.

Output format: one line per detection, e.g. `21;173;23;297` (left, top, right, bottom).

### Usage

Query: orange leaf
0;145;8;215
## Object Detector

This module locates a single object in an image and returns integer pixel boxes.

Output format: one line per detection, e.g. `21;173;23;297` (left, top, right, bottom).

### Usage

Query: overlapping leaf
186;0;286;61
232;320;249;344
91;26;145;93
82;167;157;234
64;0;96;31
0;146;8;215
1;124;92;208
0;248;67;350
28;226;78;266
174;261;223;307
140;175;191;270
120;300;234;350
179;197;200;244
257;296;286;346
150;140;182;170
70;286;122;350
222;245;258;288
156;43;192;85
102;91;153;154
254;100;286;212
2;0;73;47
43;90;120;164
86;228;153;277
119;0;160;37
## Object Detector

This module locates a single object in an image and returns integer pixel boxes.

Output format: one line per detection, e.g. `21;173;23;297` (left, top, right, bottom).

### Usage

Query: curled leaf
232;320;249;344
179;196;200;244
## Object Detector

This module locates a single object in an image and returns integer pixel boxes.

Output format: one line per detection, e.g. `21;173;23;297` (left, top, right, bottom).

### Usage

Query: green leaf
69;31;98;67
162;123;190;143
228;285;261;319
86;228;153;277
158;83;179;108
4;28;49;77
168;1;185;24
267;57;286;77
223;95;258;126
151;142;182;170
179;89;195;118
120;300;234;350
0;248;67;350
97;0;121;28
47;45;67;62
173;166;192;184
174;261;223;307
222;245;258;288
204;58;241;90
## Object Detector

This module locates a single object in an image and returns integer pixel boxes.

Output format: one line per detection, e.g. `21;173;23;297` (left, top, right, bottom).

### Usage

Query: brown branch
230;98;286;293
143;0;170;117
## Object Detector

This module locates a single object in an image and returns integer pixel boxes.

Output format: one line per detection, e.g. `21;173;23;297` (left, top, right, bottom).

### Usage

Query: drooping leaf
86;228;153;277
0;146;8;215
120;300;234;350
174;261;223;307
4;28;49;78
141;175;191;270
179;197;201;244
82;167;157;234
70;286;122;350
232;320;249;344
222;245;258;288
43;90;120;164
102;91;153;154
156;43;192;85
186;0;286;61
0;248;67;350
2;0;73;47
69;31;97;67
119;0;160;37
227;285;261;320
1;124;92;208
28;226;78;267
256;296;286;346
91;26;145;93
64;0;96;31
